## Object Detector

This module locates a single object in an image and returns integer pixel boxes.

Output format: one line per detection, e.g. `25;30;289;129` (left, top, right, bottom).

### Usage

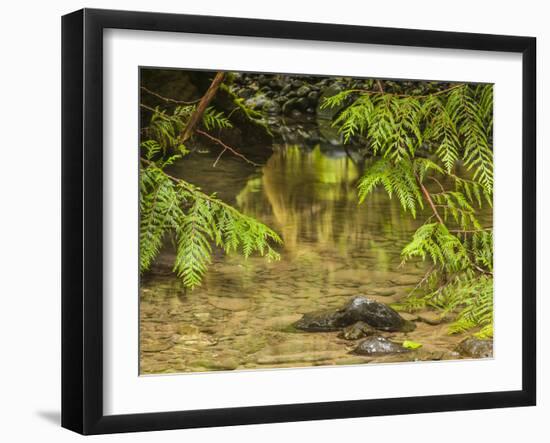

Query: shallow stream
140;140;488;374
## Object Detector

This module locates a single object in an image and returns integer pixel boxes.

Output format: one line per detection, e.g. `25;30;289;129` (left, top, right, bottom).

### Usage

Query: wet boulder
262;100;282;116
282;98;298;115
455;337;493;358
295;97;310;111
338;321;376;340
296;85;311;97
293;309;349;332
236;87;254;99
244;95;269;111
294;296;415;332
341;296;416;332
352;336;411;355
269;79;283;90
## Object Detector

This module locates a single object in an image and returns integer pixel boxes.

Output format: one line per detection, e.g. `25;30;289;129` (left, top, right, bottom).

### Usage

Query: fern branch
139;157;281;288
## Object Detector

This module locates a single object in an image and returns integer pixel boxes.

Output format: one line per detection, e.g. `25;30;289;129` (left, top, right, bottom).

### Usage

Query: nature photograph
138;67;494;375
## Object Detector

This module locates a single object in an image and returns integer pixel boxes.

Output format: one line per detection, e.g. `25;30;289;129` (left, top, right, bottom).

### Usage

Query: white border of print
103;28;523;415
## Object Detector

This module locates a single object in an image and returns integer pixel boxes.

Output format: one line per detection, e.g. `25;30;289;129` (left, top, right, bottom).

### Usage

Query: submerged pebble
338;321;376;340
455;337;493;359
352;336;411;356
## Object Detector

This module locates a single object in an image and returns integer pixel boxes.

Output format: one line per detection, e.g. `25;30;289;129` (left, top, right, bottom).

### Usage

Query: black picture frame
61;8;537;435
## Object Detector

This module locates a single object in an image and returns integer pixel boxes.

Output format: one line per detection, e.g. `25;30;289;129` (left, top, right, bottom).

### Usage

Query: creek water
140;140;488;375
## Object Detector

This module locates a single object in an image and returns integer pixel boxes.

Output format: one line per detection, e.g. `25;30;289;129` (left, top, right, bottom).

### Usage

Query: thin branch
416;173;444;224
428;176;446;193
196;129;260;167
449;228;493;233
344;83;466;100
140;157;246;216
140;103;258;167
471;263;493;276
407;265;436;296
140;103;168;115
140;86;200;105
212;148;228;167
180;72;225;142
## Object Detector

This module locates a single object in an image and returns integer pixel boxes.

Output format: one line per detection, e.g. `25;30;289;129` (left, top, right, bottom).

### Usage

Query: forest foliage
140;74;494;339
139;103;281;289
322;82;494;337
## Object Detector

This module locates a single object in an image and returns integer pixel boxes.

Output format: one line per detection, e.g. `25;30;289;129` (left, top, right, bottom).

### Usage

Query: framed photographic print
61;8;536;435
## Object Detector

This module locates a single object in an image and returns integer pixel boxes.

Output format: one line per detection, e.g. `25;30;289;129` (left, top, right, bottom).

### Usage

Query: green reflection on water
235;145;419;264
140;144;471;374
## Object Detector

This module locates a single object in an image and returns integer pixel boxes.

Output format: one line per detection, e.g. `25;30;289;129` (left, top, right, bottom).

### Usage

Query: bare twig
212;148;228;167
416;173;444;224
196;129;260;167
471;263;493;276
140;103;259;167
343;83;466;100
449;228;493;234
428;176;446;193
140;86;200;105
407;265;436;297
140;103;168;115
140;157;243;215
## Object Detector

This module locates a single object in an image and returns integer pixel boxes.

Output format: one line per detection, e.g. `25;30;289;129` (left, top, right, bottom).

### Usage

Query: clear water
139;143;486;374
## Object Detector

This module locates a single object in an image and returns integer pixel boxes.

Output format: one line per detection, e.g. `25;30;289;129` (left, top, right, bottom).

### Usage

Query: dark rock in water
262;100;281;115
353;336;410;355
295;97;309;111
258;75;269;86
237;88;254;99
244;95;269;111
294;296;415;332
307;90;320;102
293;309;349;332
341;296;416;332
455;337;493;358
296;85;311;97
269;79;282;90
338;321;376;340
307;132;321;145
282;98;298;115
281;84;292;95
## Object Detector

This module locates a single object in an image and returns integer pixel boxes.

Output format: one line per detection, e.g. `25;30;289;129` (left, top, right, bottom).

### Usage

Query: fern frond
450;86;493;195
139;167;184;273
401;223;470;271
140;158;282;288
143;105;194;154
397;272;493;337
357;158;423;217
332;94;374;143
320;90;357;109
173;199;214;288
423;95;461;173
202;107;233;130
431;191;481;230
